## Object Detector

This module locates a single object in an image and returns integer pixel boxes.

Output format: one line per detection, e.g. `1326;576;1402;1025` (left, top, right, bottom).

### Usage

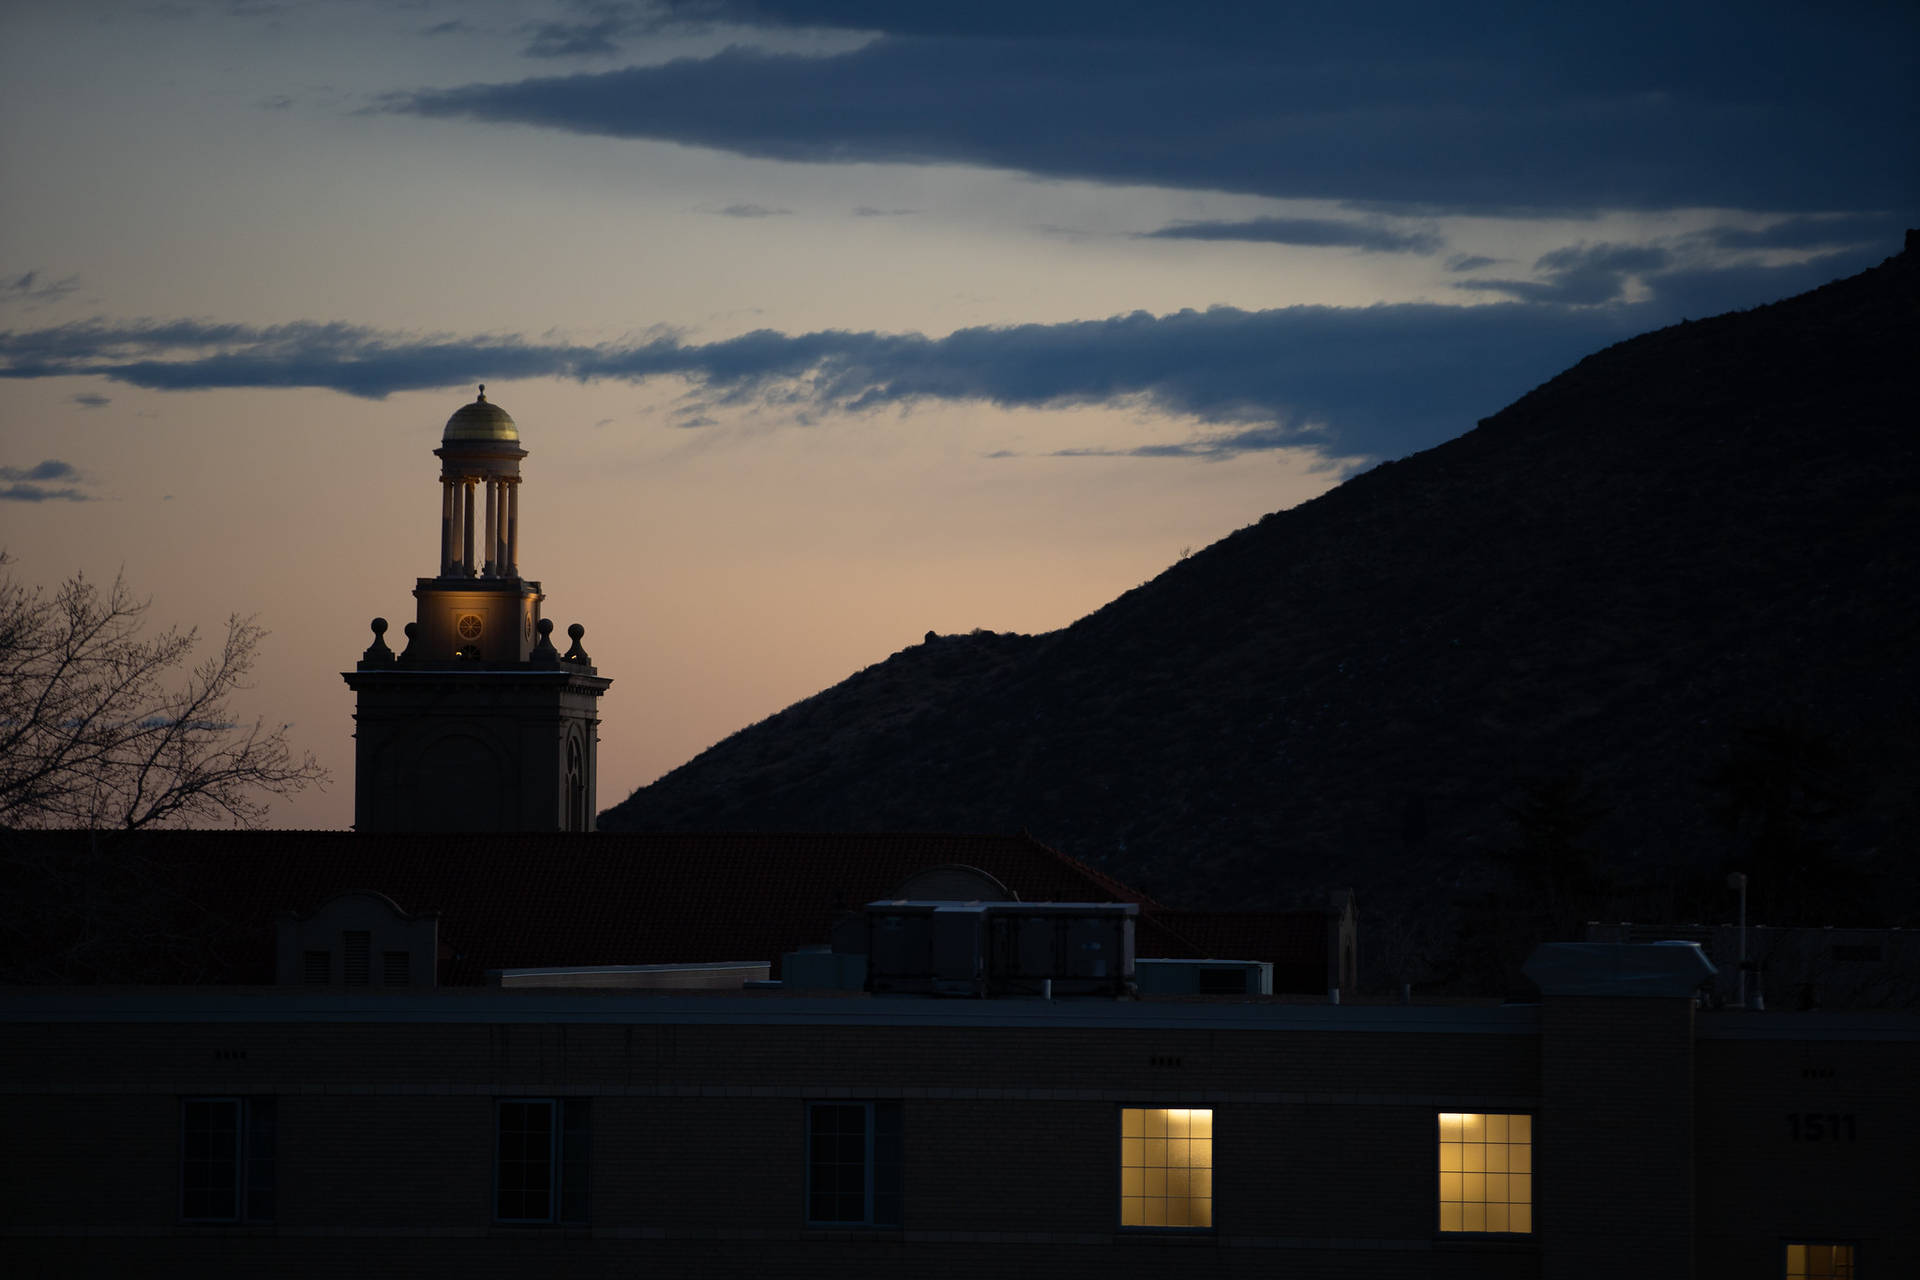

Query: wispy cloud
1143;217;1440;254
710;202;793;218
1458;243;1672;306
72;392;110;408
1694;213;1906;252
0;459;92;502
3;271;82;308
0;309;1632;461
853;206;918;218
519;1;664;59
0;243;1887;461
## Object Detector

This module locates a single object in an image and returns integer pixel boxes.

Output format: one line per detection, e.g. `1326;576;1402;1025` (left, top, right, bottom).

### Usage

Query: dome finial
477;383;487;401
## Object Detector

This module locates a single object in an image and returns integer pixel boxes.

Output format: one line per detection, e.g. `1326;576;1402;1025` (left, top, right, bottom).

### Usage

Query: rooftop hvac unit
860;900;1136;997
1134;958;1273;996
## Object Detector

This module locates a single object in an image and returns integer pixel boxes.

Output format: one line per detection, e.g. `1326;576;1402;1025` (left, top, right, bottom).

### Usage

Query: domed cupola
432;385;529;581
442;385;520;444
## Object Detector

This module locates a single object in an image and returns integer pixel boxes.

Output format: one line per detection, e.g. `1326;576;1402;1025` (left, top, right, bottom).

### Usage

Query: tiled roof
15;830;1200;985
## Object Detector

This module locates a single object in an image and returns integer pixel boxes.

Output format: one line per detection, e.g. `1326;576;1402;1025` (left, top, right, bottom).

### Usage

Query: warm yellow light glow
1436;1112;1532;1235
1120;1107;1213;1230
1786;1243;1856;1279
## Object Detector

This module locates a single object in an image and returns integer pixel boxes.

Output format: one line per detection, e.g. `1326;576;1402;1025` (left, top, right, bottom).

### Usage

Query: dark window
180;1097;275;1222
495;1098;589;1224
566;738;586;832
343;931;370;986
383;950;411;986
806;1101;901;1227
302;950;330;984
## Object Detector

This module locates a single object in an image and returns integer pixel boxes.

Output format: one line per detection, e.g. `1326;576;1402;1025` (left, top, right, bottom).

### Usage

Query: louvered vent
383;951;411;987
302;950;330;984
343;931;371;986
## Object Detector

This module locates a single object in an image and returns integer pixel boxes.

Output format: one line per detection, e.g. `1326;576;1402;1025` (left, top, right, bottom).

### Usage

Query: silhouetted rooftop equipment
845;901;1137;998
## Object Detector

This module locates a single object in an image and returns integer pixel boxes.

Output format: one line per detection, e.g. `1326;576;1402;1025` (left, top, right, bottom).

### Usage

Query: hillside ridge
603;241;1919;980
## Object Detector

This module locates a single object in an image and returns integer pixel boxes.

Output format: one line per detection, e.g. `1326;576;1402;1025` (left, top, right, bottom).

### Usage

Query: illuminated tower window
1786;1244;1856;1279
1437;1112;1531;1233
1120;1107;1212;1229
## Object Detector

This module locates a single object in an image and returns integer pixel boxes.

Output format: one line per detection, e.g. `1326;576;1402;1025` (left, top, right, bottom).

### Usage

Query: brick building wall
2;989;1911;1277
1537;995;1697;1279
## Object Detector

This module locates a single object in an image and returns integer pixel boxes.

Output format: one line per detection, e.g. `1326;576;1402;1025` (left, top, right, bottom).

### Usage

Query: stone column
494;480;508;577
440;479;456;575
507;481;520;577
462;478;477;576
450;479;465;574
483;479;498;577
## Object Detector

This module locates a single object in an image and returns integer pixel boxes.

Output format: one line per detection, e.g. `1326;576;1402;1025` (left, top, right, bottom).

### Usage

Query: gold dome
442;385;519;444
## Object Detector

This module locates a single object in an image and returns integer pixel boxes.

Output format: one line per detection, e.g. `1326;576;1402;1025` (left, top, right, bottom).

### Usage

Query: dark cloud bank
0;245;1887;462
390;2;1918;217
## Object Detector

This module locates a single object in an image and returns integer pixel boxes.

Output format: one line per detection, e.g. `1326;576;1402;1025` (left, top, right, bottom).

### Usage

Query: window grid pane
1787;1243;1857;1280
1438;1112;1531;1235
181;1099;241;1221
496;1100;556;1222
807;1103;870;1225
1120;1108;1213;1230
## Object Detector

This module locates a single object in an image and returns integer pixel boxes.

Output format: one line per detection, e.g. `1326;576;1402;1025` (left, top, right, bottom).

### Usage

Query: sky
2;0;1914;829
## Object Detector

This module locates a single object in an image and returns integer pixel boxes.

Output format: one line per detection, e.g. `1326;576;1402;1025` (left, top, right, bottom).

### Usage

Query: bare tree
0;557;327;829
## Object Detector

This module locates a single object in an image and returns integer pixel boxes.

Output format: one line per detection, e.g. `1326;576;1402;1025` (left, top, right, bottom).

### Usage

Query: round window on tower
456;613;484;641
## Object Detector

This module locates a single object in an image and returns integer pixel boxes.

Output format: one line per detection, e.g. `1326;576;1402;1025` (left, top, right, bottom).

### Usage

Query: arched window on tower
567;737;586;832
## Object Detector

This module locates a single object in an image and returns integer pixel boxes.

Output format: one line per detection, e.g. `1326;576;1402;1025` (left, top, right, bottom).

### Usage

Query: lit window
495;1098;589;1224
1437;1112;1531;1234
1786;1243;1856;1279
806;1101;902;1226
1120;1107;1213;1229
180;1097;275;1223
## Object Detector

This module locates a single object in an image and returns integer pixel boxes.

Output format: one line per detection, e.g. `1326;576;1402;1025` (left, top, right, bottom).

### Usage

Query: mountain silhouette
603;237;1919;981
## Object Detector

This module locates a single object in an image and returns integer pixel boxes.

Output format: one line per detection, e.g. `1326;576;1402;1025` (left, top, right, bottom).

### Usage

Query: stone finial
530;616;560;664
562;622;591;664
360;616;396;667
398;621;418;662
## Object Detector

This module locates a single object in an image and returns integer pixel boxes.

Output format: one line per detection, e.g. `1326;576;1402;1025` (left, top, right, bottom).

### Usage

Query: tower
344;387;611;832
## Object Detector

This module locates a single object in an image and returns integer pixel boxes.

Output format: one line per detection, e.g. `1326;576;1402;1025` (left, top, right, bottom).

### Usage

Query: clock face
456;613;484;641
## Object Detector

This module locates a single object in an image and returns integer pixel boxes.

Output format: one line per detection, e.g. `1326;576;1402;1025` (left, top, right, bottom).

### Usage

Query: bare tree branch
0;555;327;829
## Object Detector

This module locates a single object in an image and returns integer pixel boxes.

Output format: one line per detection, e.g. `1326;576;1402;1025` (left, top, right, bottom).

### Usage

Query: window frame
493;1097;589;1226
1435;1111;1533;1237
179;1096;275;1224
804;1100;902;1228
1116;1105;1216;1233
